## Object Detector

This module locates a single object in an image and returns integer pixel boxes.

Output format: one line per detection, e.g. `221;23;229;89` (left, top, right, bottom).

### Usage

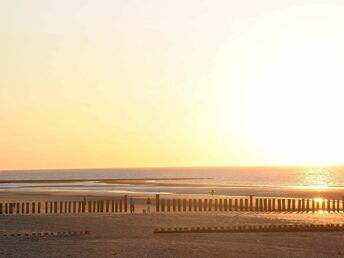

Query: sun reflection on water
298;167;334;190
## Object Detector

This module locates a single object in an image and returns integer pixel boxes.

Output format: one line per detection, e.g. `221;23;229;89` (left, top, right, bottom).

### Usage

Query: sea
1;166;344;198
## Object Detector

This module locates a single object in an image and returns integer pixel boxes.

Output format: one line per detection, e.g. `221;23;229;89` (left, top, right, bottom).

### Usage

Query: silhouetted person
211;189;215;196
130;198;135;213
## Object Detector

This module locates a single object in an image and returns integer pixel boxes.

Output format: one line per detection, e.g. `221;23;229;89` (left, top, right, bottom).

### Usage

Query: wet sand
1;211;344;257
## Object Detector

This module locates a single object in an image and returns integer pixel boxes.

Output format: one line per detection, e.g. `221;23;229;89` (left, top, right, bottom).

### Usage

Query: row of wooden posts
0;196;128;215
155;195;344;213
1;195;344;215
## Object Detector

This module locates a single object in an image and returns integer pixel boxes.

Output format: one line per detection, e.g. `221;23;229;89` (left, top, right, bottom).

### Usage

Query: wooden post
172;199;176;212
119;199;122;212
0;203;2;214
68;201;71;213
183;199;186;212
26;202;30;214
255;199;259;211
239;199;243;211
167;199;171;212
259;199;263;211
193;199;197;212
306;199;310;212
111;200;114;213
32;202;36;214
124;195;128;213
16;203;20;214
333;200;336;212
156;194;160;212
188;199;192;212
268;199;271;211
282;199;286;211
209;199;213;211
298;199;301;212
249;195;253;211
215;199;218;211
224;199;228;211
177;199;181;212
114;200;118;213
228;199;232;211
37;202;41;214
327;199;331;212
21;203;25;214
5;203;8;214
287;199;291;211
234;199;238;211
219;199;223;212
292;199;295;211
199;199;202;212
301;199;305;212
50;202;53;213
161;199;165;212
263;199;267;212
312;199;315;213
54;202;57;213
106;200;110;213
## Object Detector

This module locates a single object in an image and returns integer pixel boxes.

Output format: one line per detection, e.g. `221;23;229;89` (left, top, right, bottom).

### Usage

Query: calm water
1;167;344;196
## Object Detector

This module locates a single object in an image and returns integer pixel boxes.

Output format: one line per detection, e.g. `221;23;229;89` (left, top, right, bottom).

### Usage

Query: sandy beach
1;191;344;257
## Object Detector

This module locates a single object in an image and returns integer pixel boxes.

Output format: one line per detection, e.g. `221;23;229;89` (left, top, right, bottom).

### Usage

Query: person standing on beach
129;198;135;213
146;197;152;213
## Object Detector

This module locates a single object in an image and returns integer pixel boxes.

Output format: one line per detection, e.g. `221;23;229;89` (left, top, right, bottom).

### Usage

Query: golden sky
1;1;344;170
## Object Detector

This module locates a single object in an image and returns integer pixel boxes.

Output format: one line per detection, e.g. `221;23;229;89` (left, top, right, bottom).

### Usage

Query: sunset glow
1;1;344;169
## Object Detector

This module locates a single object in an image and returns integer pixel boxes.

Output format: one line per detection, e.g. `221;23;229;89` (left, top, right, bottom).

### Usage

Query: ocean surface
1;167;344;197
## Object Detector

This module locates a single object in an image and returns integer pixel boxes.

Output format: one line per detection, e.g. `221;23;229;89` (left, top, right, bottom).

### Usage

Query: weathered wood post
327;199;331;212
287;199;291;211
259;199;263;212
114;200;118;212
21;203;25;214
124;195;128;213
106;200;110;213
101;200;104;213
249;195;253;211
239;199;243;211
37;202;41;214
209;199;213;211
16;203;20;214
282;199;286;211
0;203;2;214
111;200;114;213
26;202;30;214
119;199;122;212
5;203;8;214
215;199;218;211
32;202;36;214
188;199;192;212
312;199;315;213
292;199;295;211
301;199;305;212
268;199;272;211
161;199;165;212
177;199;181;212
255;198;259;211
234;199;238;211
306;199;310;212
156;194;160;212
54;202;57;213
172;199;176;212
49;202;53;213
167;199;171;212
272;199;276;211
193;199;197;212
297;199;301;212
263;199;267;212
333;199;336;212
219;199;223;211
342;196;344;212
183;199;187;212
223;199;227;211
199;199;203;212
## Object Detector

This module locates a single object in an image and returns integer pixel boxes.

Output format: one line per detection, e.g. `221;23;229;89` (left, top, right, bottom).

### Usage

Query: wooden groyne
155;195;344;213
0;195;128;215
154;224;344;234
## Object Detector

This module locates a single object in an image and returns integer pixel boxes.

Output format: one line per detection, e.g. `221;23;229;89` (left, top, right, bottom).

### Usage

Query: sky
1;0;344;170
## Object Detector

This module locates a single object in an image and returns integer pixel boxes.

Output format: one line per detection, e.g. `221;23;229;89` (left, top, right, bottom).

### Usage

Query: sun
243;40;344;166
